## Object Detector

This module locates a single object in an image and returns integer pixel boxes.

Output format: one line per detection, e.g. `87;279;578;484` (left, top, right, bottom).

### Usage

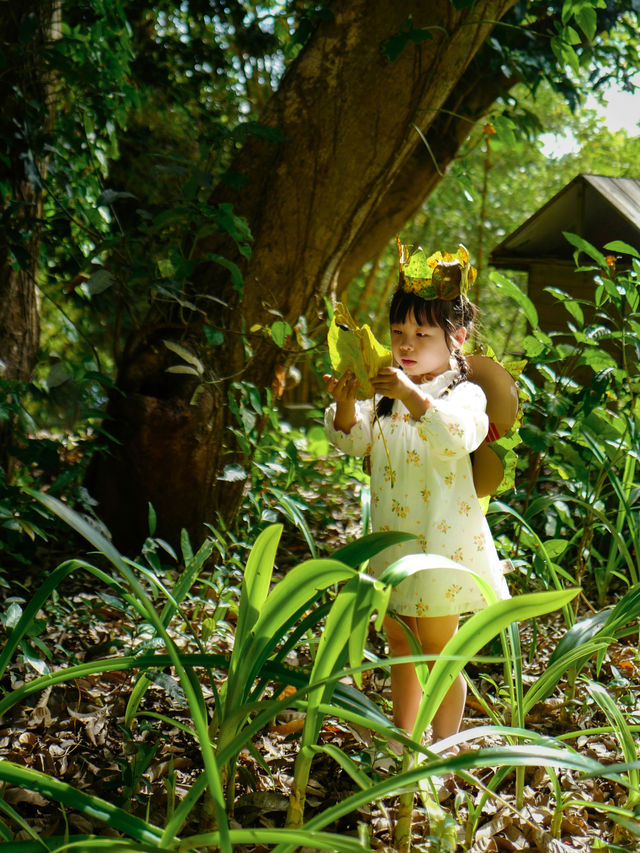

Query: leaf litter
0;495;639;851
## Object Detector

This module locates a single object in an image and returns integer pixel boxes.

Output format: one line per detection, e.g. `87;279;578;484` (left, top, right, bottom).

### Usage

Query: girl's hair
376;288;477;418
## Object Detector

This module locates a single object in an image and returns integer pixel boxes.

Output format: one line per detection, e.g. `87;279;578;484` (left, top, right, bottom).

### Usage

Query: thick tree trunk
0;3;59;476
89;0;517;551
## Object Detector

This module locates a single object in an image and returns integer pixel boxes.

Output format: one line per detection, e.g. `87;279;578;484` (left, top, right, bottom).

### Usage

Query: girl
324;243;510;746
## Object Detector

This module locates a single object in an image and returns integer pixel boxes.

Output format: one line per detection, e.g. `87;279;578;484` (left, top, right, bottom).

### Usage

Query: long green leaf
490;270;539;327
177;828;369;853
523;638;611;713
1;839;179;853
0;559;138;681
0;762;165;846
126;539;215;727
331;530;417;567
587;681;640;806
281;744;608;845
413;587;579;738
241;560;359;687
24;491;231;852
233;523;282;669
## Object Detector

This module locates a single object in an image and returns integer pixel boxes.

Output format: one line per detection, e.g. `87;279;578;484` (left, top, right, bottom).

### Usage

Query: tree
88;0;640;550
87;0;528;550
0;4;60;475
5;1;636;550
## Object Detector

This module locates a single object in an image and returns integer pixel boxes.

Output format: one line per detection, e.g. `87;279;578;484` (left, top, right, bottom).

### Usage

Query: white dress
325;369;510;618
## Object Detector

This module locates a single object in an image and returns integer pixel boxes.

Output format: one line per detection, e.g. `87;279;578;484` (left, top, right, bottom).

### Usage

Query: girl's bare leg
383;614;422;733
384;613;465;741
416;614;465;741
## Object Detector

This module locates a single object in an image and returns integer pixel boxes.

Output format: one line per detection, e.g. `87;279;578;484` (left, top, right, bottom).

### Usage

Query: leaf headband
396;236;477;301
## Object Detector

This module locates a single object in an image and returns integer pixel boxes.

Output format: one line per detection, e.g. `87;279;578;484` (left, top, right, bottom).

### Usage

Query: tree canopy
1;0;639;549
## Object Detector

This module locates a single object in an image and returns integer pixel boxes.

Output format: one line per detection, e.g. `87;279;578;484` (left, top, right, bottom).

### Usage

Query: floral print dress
325;369;510;617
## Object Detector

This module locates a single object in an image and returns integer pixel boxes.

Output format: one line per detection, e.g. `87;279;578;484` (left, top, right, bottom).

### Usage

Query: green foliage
503;236;640;602
6;492;637;851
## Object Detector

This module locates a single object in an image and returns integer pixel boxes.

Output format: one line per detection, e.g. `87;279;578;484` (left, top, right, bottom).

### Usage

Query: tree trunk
89;0;518;551
0;3;60;477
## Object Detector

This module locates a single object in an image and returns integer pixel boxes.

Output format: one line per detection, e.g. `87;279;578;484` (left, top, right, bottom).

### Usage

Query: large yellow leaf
327;304;392;399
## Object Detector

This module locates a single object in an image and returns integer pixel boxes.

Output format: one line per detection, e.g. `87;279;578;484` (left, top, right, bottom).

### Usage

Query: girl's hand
323;371;358;403
323;371;358;434
370;367;414;400
371;368;431;420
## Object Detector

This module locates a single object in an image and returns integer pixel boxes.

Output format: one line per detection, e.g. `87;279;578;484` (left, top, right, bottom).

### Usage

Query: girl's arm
417;381;488;457
323;371;374;457
323;371;358;434
370;367;431;420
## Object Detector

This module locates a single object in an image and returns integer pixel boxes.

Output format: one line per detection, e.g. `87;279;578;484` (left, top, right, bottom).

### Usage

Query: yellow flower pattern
392;498;409;518
324;371;510;619
446;422;465;438
383;464;397;487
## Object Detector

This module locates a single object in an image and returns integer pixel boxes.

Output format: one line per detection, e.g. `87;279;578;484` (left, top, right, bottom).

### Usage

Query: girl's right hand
324;372;358;434
323;371;358;403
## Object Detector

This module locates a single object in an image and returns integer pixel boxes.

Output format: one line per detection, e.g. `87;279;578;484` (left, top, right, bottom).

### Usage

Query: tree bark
89;0;518;551
0;3;60;476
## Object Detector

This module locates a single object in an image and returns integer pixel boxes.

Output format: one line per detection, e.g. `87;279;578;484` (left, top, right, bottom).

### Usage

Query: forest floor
1;476;639;851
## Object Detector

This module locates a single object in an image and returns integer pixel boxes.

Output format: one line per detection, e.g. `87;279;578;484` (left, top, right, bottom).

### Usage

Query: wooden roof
490;174;640;270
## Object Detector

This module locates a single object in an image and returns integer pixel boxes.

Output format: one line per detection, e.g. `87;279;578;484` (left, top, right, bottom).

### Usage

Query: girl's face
391;309;465;381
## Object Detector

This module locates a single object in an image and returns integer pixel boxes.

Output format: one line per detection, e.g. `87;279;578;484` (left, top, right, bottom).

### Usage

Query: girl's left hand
371;367;431;419
370;367;414;400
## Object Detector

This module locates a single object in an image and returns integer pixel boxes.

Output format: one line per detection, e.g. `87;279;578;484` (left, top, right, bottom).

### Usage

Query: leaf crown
396;236;477;301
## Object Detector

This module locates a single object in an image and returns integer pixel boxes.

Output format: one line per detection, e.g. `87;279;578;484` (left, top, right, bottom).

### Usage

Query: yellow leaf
328;304;392;399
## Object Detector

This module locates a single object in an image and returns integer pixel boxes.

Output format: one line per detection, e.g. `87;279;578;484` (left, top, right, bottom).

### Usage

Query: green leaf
587;682;640;797
147;503;157;537
163;340;204;373
574;5;597;41
270;320;293;348
327;303;392;399
492;115;517;148
604;240;640;260
166;365;201;376
563;232;608;268
331;531;417;568
490;271;538;328
0;760;164;846
85;269;115;295
233;525;282;671
414;587;580;736
5;602;23;632
543;539;569;559
579;348;616;371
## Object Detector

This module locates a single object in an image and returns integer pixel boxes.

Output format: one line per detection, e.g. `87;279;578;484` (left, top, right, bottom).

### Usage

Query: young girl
324;243;510;746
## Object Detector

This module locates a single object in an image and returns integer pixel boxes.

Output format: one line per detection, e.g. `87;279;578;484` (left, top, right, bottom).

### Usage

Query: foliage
492;234;640;604
2;5;640;845
5;491;638;851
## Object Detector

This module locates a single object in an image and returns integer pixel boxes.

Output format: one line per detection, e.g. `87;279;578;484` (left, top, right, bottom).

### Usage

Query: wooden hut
489;174;640;332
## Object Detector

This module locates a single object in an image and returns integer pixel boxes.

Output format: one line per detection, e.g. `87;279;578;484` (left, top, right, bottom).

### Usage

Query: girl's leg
383;614;422;733
416;614;466;741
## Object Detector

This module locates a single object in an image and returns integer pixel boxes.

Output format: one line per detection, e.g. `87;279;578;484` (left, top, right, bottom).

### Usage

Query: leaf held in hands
328;303;392;399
